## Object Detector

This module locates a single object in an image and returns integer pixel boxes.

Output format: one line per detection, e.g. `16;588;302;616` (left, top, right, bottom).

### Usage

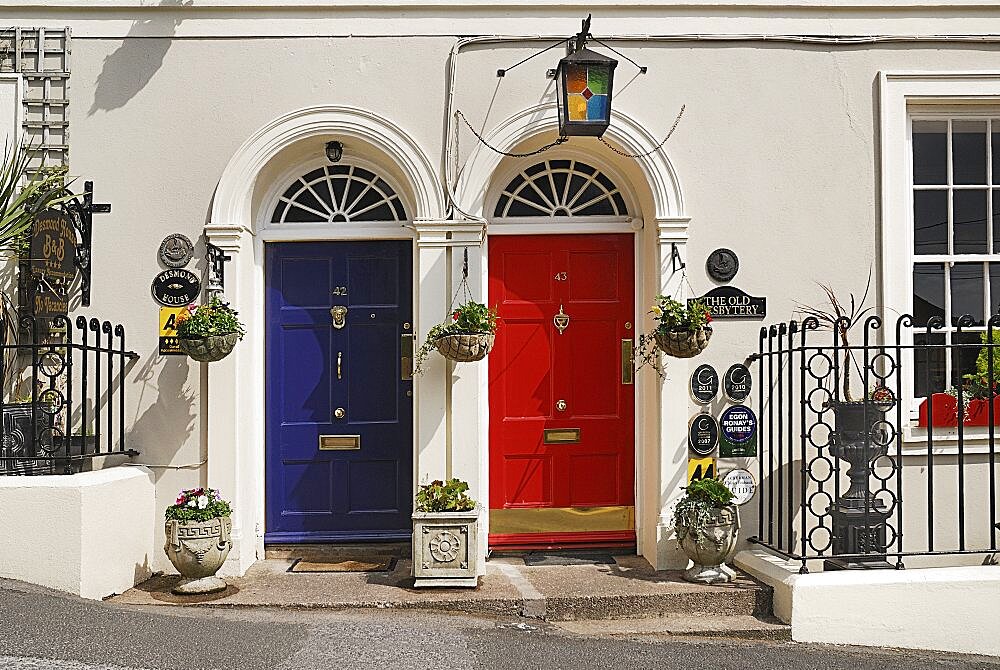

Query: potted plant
673;477;738;584
163;487;233;595
636;296;712;372
919;330;1000;427
414;300;498;373
411;478;480;588
176;296;246;363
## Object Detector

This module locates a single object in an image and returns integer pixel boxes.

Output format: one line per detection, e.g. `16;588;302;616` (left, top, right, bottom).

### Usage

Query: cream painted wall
48;27;1000;571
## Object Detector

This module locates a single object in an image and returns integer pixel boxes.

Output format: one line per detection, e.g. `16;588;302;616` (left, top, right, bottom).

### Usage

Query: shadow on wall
129;356;197;466
88;0;192;115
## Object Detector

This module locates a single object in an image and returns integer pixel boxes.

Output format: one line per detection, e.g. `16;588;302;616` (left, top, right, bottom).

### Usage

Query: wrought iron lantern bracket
206;242;231;296
65;180;111;307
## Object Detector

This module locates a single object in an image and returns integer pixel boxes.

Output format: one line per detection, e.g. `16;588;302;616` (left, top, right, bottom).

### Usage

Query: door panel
489;234;635;548
265;240;413;543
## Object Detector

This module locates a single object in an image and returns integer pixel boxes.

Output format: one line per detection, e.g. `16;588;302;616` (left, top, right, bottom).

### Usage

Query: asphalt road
0;579;997;670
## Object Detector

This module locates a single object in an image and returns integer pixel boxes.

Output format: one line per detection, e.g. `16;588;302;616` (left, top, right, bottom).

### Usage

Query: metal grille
0;27;70;174
270;164;408;224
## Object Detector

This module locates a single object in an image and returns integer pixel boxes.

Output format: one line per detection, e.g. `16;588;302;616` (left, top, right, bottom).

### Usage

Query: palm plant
0;141;75;253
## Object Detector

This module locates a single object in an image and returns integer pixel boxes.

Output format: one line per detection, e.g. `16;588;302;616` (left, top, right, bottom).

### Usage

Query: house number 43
554;272;567;281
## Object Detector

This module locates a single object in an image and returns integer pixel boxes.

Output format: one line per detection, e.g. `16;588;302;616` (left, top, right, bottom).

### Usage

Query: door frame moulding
206;106;440;575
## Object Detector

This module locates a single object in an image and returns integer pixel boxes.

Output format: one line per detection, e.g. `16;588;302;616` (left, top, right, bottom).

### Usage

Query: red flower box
917;393;1000;427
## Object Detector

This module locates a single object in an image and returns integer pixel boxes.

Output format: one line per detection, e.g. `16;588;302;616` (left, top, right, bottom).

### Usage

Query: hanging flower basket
655;326;713;359
434;332;495;363
178;332;239;363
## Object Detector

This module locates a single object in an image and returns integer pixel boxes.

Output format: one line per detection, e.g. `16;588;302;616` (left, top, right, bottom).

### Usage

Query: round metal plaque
688;413;720;456
723;468;757;506
158;234;194;268
691;364;719;404
151;268;201;307
706;248;739;283
724;363;753;403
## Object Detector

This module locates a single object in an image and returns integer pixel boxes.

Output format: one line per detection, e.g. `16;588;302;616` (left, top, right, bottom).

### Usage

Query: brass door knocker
553;304;570;335
330;306;347;329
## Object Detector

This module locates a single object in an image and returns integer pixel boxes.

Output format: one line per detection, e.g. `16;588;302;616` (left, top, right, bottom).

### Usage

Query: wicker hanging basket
434;332;495;363
178;333;239;363
654;326;712;359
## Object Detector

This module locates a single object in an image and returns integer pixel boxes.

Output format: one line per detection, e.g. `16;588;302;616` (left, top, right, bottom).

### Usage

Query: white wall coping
735;549;1000;656
0;465;151;489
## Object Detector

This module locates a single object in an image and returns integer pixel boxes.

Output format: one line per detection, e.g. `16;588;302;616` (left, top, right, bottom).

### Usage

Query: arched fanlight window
270;164;407;224
493;159;628;218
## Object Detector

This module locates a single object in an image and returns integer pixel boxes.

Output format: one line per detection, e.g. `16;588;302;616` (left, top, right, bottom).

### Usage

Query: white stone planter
164;516;232;594
676;504;739;584
411;510;480;588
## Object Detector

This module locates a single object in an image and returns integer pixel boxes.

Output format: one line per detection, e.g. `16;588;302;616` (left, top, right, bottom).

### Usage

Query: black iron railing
0;314;138;475
749;314;1000;572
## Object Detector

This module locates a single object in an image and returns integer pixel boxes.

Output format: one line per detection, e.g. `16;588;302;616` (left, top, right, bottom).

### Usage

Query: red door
488;234;635;549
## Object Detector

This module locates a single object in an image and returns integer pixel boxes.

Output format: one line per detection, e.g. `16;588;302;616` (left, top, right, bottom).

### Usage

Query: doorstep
112;553;775;625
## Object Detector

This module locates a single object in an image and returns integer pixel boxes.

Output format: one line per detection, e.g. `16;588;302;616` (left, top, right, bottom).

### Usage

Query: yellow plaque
158;307;186;356
687;457;717;484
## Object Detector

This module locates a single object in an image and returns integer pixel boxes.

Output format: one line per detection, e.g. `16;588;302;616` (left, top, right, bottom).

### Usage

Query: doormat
288;557;397;573
522;551;615;567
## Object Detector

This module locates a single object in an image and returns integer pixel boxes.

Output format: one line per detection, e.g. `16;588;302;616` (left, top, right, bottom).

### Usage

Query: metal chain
457;110;567;158
599;104;685;158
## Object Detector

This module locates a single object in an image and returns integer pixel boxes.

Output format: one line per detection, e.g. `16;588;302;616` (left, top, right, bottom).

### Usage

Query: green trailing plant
176;296;246;340
414;478;476;513
164;487;232;523
413;300;499;374
635;296;712;376
672;477;735;548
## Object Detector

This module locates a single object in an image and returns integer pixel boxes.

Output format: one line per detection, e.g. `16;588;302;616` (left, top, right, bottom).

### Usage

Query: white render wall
0;466;156;600
1;3;993;573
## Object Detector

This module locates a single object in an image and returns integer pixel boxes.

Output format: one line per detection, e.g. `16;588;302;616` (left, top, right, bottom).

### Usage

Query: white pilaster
203;223;261;576
652;217;694;570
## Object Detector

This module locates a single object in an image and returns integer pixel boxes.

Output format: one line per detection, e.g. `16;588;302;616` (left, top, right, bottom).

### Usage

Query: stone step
552;614;791;640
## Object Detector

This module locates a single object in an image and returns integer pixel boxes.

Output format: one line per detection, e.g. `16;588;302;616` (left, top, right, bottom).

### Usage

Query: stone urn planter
672;477;739;585
163;487;233;594
411;478;480;588
676;504;739;584
178;332;238;363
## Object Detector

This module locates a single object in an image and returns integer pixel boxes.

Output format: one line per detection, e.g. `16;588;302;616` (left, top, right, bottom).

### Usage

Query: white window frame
881;71;1000;442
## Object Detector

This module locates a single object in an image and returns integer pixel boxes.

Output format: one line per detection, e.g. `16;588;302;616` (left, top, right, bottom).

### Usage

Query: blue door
265;241;413;542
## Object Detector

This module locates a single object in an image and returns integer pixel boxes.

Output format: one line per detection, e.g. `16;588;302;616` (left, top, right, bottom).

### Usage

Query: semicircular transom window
493;159;628;218
270;164;408;224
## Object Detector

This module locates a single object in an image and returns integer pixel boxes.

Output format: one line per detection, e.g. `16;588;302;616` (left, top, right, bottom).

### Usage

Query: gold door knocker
330;306;347;329
553;304;570;335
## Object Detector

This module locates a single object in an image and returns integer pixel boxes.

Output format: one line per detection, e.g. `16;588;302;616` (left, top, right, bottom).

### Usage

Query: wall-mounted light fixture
555;15;618;137
325;141;344;163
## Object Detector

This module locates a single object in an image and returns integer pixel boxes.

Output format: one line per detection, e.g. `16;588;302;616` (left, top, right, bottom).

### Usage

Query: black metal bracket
670;242;686;273
206;242;231;295
65;180;111;307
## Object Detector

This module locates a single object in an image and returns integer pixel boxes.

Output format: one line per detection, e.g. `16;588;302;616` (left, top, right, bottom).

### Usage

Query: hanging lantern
556;18;618;137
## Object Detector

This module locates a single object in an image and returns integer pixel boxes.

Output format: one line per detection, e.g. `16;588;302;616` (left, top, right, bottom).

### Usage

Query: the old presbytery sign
689;286;766;319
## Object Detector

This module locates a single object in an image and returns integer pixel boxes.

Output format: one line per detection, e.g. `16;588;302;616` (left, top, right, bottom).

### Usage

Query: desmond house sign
689;286;766;320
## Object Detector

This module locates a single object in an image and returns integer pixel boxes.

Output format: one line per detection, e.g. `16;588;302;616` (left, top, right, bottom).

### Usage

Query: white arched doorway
205;106;442;574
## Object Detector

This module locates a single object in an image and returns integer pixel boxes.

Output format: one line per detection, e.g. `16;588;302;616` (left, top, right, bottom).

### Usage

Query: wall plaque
719;405;758;457
723;468;757;505
688;413;720;456
706;248;739;282
687;457;716;484
158;233;194;268
151;268;201;307
691;364;719;404
689;286;766;320
158;306;185;355
724;364;752;403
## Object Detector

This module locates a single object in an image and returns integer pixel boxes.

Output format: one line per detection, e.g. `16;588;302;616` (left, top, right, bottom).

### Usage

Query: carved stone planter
676;504;739;584
412;510;480;588
164;516;232;594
